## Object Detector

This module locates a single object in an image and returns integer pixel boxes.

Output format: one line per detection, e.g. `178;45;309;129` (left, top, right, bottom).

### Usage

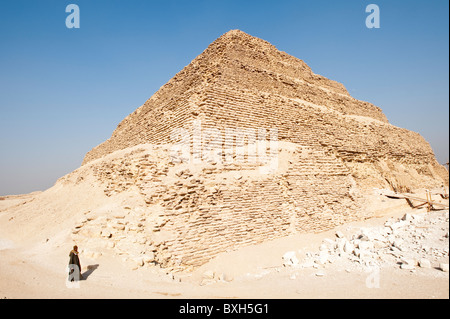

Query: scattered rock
315;271;325;277
317;251;329;264
282;251;299;267
202;270;215;280
112;224;126;231
400;258;416;266
335;231;345;239
336;238;346;254
401;213;413;222
132;257;144;268
439;263;449;272
200;278;215;286
358;241;374;251
393;239;404;251
300;260;315;268
101;230;112;238
275;210;448;277
143;253;155;264
357;234;370;242
400;263;415;270
400;258;416;270
418;258;431;269
322;238;335;245
222;273;234;282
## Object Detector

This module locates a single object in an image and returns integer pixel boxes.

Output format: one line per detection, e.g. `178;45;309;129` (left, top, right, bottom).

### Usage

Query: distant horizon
1;0;448;195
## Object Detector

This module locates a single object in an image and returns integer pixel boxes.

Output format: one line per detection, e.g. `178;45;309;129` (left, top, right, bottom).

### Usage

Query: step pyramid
70;30;447;271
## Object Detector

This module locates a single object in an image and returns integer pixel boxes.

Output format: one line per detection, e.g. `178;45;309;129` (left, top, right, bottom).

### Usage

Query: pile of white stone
200;270;234;286
283;210;449;273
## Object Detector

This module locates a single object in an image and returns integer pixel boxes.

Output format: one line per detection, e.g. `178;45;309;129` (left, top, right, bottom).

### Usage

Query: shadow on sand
82;264;99;280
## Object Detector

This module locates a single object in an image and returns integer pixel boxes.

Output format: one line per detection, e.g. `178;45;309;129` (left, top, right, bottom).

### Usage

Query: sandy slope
1;147;448;299
1;192;448;299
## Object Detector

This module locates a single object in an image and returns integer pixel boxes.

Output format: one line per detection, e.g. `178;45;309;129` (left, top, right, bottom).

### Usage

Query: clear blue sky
0;0;448;195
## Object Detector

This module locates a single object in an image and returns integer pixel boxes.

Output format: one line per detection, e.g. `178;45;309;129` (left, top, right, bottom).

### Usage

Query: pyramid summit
82;30;444;188
83;29;394;165
4;30;447;272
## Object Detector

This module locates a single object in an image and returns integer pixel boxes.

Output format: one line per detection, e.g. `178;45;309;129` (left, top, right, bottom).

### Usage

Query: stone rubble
282;251;300;267
284;210;450;273
69;142;365;272
200;270;234;286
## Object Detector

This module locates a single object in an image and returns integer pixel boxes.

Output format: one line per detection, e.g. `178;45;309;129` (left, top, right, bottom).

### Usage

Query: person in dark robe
68;245;83;281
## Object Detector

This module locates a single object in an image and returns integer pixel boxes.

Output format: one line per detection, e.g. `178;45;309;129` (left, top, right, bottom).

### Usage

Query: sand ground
0;190;448;299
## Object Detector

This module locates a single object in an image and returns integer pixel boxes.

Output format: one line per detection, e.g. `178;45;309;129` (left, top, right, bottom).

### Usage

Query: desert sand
1;189;448;299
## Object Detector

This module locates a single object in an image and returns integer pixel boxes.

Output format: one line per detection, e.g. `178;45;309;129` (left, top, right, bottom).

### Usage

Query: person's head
73;245;78;252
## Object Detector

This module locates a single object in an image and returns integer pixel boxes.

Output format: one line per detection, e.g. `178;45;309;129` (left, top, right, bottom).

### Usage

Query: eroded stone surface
62;30;448;271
